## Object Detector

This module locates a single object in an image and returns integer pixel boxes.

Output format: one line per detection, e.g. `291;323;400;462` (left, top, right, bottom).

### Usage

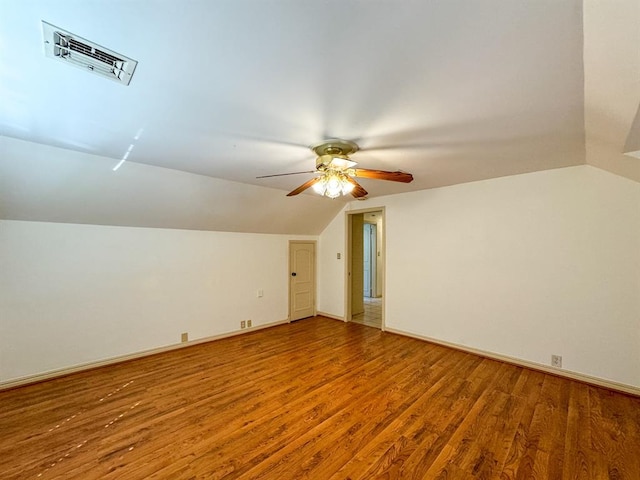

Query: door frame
345;207;386;330
288;240;317;322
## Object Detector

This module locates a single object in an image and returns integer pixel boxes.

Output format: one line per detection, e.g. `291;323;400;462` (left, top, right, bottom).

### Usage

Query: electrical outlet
551;355;562;368
247;320;252;328
241;320;246;329
181;332;188;343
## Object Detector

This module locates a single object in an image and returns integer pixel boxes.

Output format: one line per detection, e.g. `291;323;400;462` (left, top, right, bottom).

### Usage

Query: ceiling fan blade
256;170;316;179
286;177;321;196
345;177;368;198
352;168;413;183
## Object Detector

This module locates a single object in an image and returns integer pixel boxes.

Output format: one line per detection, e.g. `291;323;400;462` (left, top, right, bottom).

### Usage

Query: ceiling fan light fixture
312;171;354;198
262;138;412;198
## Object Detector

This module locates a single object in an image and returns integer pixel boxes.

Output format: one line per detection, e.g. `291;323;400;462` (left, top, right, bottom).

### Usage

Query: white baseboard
316;311;346;322
385;327;640;397
0;319;289;391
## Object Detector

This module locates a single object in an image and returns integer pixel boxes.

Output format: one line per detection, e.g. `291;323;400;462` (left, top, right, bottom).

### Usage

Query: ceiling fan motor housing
312;139;358;155
312;139;359;170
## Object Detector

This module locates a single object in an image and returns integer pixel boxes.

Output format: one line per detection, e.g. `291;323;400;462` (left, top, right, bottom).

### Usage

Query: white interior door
364;223;372;297
363;223;377;298
370;224;377;297
289;241;315;321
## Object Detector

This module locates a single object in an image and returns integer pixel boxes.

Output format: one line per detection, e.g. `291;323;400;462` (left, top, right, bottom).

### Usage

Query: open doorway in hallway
347;208;384;329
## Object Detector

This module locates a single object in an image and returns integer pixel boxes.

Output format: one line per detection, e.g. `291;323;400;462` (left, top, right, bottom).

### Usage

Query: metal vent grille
42;21;137;86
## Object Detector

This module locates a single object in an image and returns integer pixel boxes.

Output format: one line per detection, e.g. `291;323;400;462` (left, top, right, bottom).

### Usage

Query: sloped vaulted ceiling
0;136;341;234
0;0;637;234
583;0;640;183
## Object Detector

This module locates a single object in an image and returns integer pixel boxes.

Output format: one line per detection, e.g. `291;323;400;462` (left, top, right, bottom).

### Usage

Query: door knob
291;272;297;277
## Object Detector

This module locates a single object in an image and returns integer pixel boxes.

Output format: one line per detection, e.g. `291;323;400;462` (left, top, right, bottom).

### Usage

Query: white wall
4;166;639;388
318;166;640;388
316;205;348;318
0;220;314;382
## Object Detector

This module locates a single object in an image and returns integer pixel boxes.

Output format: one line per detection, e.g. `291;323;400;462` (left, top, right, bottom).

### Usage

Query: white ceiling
1;1;586;194
1;1;637;234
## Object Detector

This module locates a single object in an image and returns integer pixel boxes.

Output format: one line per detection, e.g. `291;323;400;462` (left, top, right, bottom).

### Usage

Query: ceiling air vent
42;21;137;86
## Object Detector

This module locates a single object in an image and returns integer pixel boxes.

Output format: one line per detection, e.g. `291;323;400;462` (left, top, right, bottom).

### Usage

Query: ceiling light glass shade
316;155;358;170
325;173;343;198
312;171;355;198
328;157;358;169
312;179;325;195
341;180;355;194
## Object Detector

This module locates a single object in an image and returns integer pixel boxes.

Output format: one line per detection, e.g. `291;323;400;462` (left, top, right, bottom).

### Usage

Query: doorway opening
346;208;384;329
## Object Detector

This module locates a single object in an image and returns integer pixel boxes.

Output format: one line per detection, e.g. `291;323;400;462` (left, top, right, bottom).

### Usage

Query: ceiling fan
256;139;413;199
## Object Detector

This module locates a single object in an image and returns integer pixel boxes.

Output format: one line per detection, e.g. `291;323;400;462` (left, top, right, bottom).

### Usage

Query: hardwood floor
1;317;639;479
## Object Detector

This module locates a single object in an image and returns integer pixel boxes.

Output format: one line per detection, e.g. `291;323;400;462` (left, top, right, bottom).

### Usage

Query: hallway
352;296;382;328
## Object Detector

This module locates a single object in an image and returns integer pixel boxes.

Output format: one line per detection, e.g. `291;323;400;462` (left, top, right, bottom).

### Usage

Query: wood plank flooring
1;317;639;479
